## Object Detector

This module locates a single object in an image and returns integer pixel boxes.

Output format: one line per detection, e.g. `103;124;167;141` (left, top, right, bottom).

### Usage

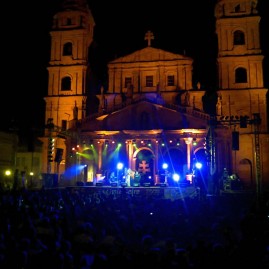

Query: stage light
117;162;124;170
172;173;180;182
195;162;202;169
162;163;168;170
48;137;55;163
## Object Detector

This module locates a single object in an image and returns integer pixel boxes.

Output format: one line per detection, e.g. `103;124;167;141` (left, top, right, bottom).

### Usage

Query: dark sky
2;0;268;135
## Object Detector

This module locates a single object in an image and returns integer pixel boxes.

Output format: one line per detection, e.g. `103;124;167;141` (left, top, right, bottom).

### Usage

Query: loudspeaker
232;131;239;150
96;182;103;186
43;173;58;188
142;182;151;187
53;174;58;187
110;182;118;187
55;148;64;163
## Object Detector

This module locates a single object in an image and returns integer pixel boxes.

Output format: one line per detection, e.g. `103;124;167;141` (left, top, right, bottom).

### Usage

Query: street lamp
29;172;34;188
4;170;12;190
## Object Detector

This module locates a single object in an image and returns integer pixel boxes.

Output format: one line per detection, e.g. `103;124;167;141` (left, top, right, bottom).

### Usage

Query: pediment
109;47;192;63
81;101;208;131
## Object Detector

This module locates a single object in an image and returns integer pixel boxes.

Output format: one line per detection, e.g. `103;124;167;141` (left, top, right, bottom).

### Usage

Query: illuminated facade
39;0;95;178
41;0;269;191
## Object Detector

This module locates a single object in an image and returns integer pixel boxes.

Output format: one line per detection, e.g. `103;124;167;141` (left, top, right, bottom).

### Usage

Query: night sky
2;0;268;136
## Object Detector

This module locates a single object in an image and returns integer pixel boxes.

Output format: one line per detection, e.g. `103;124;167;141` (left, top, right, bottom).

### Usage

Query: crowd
0;186;268;268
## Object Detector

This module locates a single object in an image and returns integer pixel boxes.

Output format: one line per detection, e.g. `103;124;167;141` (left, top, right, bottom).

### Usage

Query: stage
31;180;261;203
46;184;199;201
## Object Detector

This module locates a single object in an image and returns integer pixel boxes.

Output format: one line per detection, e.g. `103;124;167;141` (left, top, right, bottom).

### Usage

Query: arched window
63;42;72;56
233;30;245;45
61;77;71;91
235;67;247;83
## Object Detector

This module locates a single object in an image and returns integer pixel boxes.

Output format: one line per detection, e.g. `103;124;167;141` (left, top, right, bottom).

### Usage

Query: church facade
40;0;269;193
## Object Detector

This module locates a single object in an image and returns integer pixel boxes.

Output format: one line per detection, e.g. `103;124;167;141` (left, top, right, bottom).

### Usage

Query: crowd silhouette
0;186;268;268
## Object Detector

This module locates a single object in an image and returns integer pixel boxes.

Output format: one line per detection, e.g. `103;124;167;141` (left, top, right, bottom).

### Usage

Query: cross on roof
144;30;154;47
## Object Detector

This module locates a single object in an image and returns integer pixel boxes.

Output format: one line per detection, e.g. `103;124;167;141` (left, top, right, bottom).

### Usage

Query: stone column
184;137;193;172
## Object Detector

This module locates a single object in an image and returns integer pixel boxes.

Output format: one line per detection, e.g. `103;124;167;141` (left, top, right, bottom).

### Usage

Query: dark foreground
0;186;268;268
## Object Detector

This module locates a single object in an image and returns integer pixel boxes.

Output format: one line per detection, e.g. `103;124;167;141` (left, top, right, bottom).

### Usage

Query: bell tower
214;0;269;189
45;0;95;126
214;0;267;125
215;0;264;90
42;0;95;176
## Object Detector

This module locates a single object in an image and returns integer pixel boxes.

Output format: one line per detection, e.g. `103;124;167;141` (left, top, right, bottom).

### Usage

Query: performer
125;168;133;187
133;171;141;186
109;172;117;186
